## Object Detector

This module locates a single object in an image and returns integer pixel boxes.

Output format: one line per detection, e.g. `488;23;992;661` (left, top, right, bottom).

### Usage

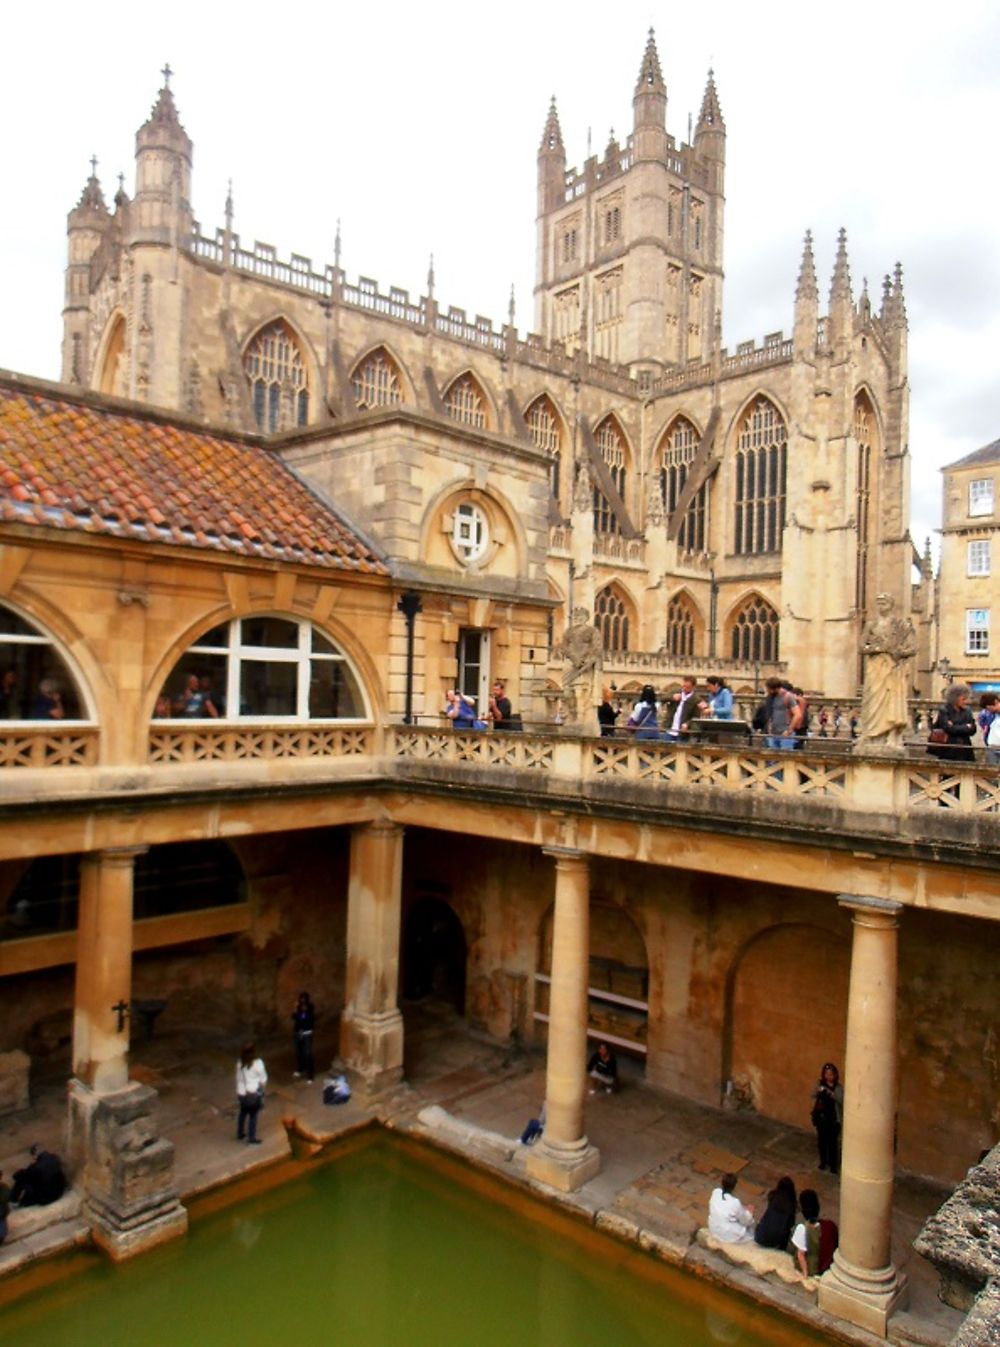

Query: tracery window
243;321;309;433
665;594;697;658
593;417;628;536
595;586;630;652
526;396;563;502
659;417;707;552
444;374;487;429
351;349;402;410
733;397;787;555
603;203;622;245
160;617;368;722
854;394;874;615
730;595;779;662
0;604;86;720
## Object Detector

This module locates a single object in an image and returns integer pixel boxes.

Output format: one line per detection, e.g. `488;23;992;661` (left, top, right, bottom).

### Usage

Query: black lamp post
397;591;422;725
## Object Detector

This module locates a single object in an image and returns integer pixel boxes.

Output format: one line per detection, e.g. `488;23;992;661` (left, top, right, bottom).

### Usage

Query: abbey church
59;34;931;712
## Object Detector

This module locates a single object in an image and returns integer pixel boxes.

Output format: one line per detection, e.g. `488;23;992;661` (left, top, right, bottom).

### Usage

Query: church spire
889;261;907;329
829;227;853;305
75;155;108;213
695;68;725;133
537;97;566;214
827;228;854;351
796;229;818;302
793;230;818;355
634;28;665;96
539;97;564;154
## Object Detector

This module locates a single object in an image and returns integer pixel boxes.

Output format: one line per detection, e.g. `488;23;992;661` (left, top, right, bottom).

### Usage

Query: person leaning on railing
928;684;975;763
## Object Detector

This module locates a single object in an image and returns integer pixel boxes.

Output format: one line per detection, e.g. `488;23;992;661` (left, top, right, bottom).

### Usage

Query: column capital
356;819;403;841
82;846;149;869
542;845;588;864
837;893;902;927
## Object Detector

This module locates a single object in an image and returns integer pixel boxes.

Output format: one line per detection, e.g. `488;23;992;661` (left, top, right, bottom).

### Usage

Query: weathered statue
856;593;916;750
554;607;603;720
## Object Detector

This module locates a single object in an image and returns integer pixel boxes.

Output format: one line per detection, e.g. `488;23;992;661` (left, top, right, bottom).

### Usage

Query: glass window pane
165;653;228;717
192;624;230;649
240;617;298;649
309;660;364;718
239;660;297;716
0;608;41;638
312;630;338;655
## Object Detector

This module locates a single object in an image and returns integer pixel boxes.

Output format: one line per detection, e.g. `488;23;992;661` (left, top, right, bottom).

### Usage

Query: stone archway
402;897;467;1013
723;921;849;1124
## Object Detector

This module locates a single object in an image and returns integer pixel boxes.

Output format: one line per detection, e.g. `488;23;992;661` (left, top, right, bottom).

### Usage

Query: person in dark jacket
587;1041;618;1093
754;1175;798;1250
291;991;316;1082
928;683;976;763
10;1145;66;1207
597;685;619;737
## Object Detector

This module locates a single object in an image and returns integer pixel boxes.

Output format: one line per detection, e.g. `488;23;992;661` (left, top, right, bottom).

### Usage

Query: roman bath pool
0;1132;837;1346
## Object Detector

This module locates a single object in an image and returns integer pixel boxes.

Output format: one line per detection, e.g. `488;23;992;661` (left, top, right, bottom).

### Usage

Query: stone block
0;1048;30;1115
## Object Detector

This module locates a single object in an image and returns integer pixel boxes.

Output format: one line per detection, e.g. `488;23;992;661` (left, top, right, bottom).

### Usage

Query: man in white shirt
664;676;699;741
707;1172;756;1243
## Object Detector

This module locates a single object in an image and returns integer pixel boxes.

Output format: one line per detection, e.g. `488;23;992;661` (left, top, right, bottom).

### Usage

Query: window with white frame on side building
966;608;990;655
969;478;995;517
967;539;991;576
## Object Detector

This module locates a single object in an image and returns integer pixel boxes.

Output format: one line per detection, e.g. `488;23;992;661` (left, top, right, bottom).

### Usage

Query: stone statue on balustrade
855;593;916;752
554;607;603;726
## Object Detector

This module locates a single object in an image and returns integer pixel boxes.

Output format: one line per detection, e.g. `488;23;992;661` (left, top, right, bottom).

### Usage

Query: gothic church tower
534;32;725;375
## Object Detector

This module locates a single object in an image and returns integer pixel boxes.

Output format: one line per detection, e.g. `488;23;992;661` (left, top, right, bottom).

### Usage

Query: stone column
340;821;405;1092
818;895;907;1336
68;847;187;1259
526;847;600;1192
72;847;145;1093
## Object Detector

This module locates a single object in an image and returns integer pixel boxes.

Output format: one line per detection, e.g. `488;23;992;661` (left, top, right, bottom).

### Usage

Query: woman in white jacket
236;1042;268;1144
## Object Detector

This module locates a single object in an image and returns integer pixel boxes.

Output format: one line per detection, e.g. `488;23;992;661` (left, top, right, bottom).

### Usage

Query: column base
340;1008;404;1094
818;1252;908;1337
68;1078;188;1261
525;1137;601;1193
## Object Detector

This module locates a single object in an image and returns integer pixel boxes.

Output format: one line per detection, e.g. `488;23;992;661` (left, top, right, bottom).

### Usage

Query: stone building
60;36;928;708
935;438;1000;691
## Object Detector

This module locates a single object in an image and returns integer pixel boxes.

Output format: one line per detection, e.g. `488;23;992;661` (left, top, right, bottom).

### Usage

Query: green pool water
0;1135;835;1346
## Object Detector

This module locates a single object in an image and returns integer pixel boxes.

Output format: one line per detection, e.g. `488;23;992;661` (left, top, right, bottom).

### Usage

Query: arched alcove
402;897;467;1012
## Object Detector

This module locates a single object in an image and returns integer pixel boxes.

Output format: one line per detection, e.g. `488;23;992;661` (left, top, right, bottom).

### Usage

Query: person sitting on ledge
10;1144;66;1208
587;1040;618;1094
708;1172;755;1243
791;1188;839;1276
754;1174;797;1250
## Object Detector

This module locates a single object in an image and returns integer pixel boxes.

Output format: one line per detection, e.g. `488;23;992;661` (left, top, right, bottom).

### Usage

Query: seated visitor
10;1145;67;1207
754;1175;797;1250
587;1040;618;1094
791;1188;839;1276
708;1172;755;1244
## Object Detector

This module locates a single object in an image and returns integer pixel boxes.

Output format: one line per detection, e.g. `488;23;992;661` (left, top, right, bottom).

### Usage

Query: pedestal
526;1135;601;1192
339;1008;404;1093
818;1255;908;1336
68;1079;187;1260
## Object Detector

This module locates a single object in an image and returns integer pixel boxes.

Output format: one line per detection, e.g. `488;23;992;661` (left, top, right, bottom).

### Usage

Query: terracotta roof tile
0;381;387;575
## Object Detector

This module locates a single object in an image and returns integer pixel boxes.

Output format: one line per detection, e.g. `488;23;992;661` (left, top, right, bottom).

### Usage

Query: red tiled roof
0;378;387;573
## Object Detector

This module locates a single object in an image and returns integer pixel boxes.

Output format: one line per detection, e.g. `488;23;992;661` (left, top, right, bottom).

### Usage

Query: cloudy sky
2;1;998;549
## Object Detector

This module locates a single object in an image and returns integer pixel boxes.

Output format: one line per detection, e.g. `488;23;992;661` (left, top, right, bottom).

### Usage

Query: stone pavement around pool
0;1008;965;1347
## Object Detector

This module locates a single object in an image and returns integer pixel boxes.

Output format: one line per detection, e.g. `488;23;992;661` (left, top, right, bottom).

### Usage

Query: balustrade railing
148;724;374;764
0;725;98;769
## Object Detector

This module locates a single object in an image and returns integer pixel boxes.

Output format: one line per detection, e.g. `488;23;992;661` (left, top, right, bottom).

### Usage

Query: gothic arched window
526;395;564;502
243;321;309;433
351;349;402;410
444;373;488;429
665;593;698;658
593;417;628;536
160;617;369;722
659;416;707;552
595;585;630;651
730;594;780;662
98;314;127;398
733;397;787;555
854;392;876;617
0;604;87;721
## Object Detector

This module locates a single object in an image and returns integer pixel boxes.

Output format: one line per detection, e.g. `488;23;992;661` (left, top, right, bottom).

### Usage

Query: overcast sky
2;0;998;552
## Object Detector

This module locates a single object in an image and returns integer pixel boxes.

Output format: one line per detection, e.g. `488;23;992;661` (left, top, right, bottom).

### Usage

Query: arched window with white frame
0;604;88;721
159;617;369;722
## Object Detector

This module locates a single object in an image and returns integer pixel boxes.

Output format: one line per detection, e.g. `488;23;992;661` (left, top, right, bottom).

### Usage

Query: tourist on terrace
978;692;1000;765
236;1043;268;1144
597;685;619;737
664;676;700;741
754;1175;797;1251
626;685;660;740
760;677;800;749
444;688;477;729
705;676;733;720
811;1062;843;1174
292;991;316;1083
708;1173;755;1243
928;683;976;763
587;1040;618;1093
30;679;64;720
488;680;520;731
791;1189;838;1276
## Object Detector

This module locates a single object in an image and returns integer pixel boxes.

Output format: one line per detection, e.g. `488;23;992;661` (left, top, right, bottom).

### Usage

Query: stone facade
59;40;928;706
936;438;1000;690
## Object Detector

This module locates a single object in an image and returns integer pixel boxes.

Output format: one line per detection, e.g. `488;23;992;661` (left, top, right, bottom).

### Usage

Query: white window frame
967;539;991;577
0;602;94;723
966;608;990;655
453;502;489;564
166;616;370;723
969;478;994;518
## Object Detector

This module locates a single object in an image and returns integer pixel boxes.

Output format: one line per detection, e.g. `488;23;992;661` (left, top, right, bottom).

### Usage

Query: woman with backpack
626;685;660;740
